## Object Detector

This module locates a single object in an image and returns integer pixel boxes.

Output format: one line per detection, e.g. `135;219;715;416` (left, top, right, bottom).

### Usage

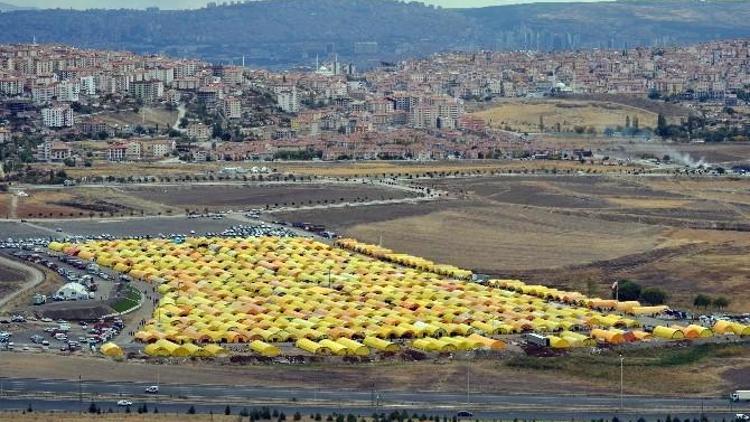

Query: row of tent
335;238;473;280
142;339;227;357
492;280;670;316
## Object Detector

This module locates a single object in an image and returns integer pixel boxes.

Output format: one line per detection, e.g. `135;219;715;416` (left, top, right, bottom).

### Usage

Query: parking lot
0;314;124;354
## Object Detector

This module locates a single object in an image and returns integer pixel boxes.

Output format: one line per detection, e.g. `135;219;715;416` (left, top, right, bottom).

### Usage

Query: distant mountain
0;2;31;11
459;0;750;50
0;0;747;68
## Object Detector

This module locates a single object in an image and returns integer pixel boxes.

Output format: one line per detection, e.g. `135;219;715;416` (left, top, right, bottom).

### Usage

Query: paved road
0;377;743;416
0;397;743;421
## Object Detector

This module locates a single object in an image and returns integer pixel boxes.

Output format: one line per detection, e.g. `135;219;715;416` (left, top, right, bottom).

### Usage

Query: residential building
186;122;211;140
37;140;72;161
222;96;242;119
42;105;75;128
130;79;164;103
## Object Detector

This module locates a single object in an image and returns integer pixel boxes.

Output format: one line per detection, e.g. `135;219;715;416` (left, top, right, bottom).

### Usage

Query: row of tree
693;294;730;310
611;280;668;305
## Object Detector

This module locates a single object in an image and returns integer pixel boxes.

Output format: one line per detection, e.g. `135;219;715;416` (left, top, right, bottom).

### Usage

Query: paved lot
33;215;244;237
0;222;52;239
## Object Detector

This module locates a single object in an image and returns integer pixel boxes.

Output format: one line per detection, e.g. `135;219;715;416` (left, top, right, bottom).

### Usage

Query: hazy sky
17;0;609;10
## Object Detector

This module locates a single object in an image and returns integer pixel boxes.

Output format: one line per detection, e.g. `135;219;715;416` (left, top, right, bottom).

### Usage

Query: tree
656;113;668;137
613;280;641;301
640;288;667;305
225;405;231;415
713;296;730;310
625;115;631;128
693;294;711;309
187;406;196;414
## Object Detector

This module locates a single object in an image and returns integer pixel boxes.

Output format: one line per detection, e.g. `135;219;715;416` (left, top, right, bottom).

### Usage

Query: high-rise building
222;96;242;119
42;105;75;128
130;79;164;103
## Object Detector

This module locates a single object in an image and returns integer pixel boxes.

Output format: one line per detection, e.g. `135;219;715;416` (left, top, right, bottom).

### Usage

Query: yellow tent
319;339;349;356
250;340;281;357
363;336;399;352
467;334;506;350
714;320;750;336
652;326;685;340
202;344;227;357
591;329;625;345
336;338;370;356
296;338;330;355
100;342;123;358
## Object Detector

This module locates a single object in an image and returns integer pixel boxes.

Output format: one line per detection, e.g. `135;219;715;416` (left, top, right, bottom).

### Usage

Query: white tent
55;283;92;301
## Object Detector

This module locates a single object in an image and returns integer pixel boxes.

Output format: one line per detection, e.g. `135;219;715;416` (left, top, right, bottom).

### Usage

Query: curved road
0;255;45;311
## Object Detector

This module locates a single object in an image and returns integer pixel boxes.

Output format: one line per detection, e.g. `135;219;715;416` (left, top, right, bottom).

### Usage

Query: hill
0;0;747;67
0;1;31;11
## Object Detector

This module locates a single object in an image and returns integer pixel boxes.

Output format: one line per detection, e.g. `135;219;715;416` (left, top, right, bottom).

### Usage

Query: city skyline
15;0;612;10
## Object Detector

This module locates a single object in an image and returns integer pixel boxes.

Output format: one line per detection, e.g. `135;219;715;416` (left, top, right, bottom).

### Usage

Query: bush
693;294;712;308
641;288;667;305
613;280;641;301
713;296;730;309
187;405;196;414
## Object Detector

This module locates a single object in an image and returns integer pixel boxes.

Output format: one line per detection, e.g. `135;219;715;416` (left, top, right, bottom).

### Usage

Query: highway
0;377;746;420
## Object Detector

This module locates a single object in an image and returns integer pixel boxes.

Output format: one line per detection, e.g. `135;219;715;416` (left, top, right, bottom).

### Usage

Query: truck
731;391;750;402
524;333;550;347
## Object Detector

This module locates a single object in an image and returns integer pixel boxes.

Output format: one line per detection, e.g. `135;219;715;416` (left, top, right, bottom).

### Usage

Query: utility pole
619;354;624;411
466;359;470;408
79;374;83;414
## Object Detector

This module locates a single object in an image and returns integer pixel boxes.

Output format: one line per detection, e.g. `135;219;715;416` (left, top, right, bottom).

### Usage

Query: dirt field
561;94;692;123
94;107;178;128
0;264;25;298
123;183;416;211
36;159;629;180
0;188;165;219
472;99;658;133
279;199;666;271
279;175;750;311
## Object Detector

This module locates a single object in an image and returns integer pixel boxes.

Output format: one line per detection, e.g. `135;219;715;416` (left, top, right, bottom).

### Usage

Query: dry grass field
472;99;658;133
1;341;748;396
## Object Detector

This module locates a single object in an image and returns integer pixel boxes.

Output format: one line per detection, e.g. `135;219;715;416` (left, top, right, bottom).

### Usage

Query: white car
736;415;750;422
144;385;159;394
116;400;133;407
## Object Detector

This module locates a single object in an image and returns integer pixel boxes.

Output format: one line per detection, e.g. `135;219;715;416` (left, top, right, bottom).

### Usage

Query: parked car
116;400;133;407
